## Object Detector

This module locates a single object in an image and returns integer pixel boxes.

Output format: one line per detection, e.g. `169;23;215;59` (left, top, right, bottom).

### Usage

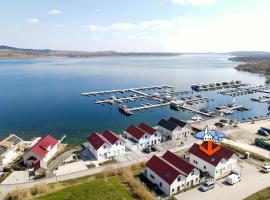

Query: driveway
175;161;270;200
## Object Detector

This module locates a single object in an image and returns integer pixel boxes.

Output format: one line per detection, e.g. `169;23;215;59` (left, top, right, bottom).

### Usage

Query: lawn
245;187;270;200
37;177;136;200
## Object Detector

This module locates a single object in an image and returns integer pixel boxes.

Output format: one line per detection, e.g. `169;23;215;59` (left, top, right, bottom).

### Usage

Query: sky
1;0;270;52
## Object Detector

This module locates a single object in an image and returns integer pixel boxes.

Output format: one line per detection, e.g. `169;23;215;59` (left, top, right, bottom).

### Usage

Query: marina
220;85;270;96
82;82;254;117
251;96;270;103
191;80;245;91
82;85;211;116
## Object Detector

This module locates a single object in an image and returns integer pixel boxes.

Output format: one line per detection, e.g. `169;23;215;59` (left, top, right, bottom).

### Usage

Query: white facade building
124;123;161;150
87;130;125;161
23;135;60;167
157;118;192;140
188;141;238;178
145;151;200;196
0;134;24;166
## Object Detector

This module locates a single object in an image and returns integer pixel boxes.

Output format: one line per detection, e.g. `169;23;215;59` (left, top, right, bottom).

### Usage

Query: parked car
261;165;270;173
143;145;151;153
199;181;215;192
226;174;241;185
258;129;269;136
261;127;270;134
151;145;157;152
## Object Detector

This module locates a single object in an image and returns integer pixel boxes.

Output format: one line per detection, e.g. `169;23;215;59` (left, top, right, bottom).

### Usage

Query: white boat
170;100;185;111
191;114;203;121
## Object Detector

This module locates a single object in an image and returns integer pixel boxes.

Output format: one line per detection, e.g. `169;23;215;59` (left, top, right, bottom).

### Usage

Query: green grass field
245;187;270;200
37;177;136;200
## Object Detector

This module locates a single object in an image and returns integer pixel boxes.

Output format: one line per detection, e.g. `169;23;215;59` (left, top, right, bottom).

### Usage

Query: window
116;142;118;146
150;174;155;179
187;182;189;187
177;186;181;192
145;135;147;138
204;166;206;169
159;182;162;187
172;188;174;193
155;133;157;136
178;177;181;182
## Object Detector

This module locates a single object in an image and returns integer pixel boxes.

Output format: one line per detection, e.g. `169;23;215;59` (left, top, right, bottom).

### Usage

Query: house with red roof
87;130;125;160
145;151;200;196
123;123;161;150
188;141;238;178
23;135;60;166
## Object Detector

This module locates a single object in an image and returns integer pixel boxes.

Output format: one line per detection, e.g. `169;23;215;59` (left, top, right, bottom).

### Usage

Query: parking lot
175;161;270;200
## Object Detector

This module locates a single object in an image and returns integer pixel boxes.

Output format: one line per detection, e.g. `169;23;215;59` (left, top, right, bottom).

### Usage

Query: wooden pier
179;106;212;117
81;85;173;96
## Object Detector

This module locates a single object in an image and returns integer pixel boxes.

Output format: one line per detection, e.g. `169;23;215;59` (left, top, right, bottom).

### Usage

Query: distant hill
229;51;270;57
0;45;182;58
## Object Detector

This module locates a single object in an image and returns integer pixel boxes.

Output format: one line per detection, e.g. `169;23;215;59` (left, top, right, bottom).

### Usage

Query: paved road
175;161;270;200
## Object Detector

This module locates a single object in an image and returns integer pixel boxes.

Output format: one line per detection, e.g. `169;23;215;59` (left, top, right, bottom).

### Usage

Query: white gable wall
146;167;171;195
189;153;237;178
158;126;192;140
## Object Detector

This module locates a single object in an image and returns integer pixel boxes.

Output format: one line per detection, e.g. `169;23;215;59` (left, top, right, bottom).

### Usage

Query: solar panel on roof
0;146;7;154
7;135;21;145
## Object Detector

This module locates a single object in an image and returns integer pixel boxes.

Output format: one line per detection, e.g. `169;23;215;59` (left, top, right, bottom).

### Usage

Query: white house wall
43;145;58;163
146;167;200;196
0;147;21;166
189;154;237;178
89;141;125;161
146;167;171;195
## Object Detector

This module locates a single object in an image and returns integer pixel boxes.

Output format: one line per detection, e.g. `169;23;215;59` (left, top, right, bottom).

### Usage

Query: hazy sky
1;0;270;52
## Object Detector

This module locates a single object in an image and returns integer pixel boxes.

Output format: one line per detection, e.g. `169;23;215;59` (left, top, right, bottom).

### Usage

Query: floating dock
220;85;269;96
81;85;173;96
191;80;245;91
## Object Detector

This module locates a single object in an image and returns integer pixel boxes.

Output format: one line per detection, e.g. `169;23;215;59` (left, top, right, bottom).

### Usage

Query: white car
226;174;241;185
261;165;270;173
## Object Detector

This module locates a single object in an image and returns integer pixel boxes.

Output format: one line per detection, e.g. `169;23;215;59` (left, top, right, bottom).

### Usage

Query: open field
37;177;135;200
4;163;156;200
223;119;270;143
244;187;270;200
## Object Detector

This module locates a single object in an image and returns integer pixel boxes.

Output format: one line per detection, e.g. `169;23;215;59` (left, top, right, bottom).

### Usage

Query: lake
0;54;268;144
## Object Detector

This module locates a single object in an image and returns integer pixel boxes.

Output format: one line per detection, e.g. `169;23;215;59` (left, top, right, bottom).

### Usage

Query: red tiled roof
102;130;123;145
146;155;181;185
87;132;110;150
138;123;156;135
125;125;145;140
188;141;235;167
162;151;195;175
31;135;58;158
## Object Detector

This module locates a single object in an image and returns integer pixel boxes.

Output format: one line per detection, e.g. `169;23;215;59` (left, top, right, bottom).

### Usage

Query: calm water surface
0;54;267;144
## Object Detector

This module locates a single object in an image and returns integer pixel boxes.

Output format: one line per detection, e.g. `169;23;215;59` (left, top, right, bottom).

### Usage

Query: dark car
143;145;151;153
151;145;157;152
